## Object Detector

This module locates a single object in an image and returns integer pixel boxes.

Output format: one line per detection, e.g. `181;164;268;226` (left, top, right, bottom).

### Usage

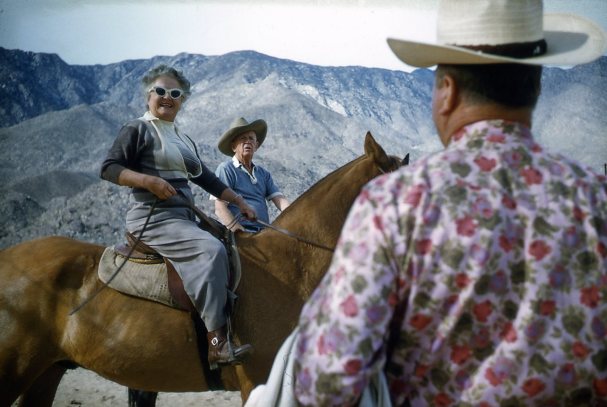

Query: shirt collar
143;111;174;126
231;155;258;184
449;119;533;148
231;155;256;169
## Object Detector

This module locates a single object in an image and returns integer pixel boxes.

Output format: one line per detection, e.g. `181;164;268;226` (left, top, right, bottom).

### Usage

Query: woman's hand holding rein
118;169;256;223
145;176;177;200
117;169;176;200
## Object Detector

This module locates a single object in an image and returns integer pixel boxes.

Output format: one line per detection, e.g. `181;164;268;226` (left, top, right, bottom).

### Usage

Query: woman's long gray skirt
128;216;229;331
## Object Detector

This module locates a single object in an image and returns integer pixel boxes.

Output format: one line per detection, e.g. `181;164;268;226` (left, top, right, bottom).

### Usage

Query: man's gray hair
141;64;191;99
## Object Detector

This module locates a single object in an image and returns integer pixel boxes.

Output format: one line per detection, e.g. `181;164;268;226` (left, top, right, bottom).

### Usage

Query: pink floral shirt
294;120;607;406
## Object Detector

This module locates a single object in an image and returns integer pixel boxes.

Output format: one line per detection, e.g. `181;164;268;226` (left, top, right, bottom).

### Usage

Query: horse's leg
124;307;224;406
128;389;158;407
17;363;68;407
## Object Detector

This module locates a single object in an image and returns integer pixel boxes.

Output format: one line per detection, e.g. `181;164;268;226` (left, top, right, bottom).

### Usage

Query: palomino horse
1;133;404;406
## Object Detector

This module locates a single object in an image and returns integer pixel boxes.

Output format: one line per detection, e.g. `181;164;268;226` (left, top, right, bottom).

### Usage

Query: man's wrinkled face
232;131;259;158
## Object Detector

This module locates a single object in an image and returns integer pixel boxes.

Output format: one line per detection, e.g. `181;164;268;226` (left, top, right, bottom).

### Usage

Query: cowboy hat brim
218;119;267;156
387;14;607;68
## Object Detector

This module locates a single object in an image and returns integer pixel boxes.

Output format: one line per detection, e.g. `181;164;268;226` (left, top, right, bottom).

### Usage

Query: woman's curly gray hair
141;64;191;100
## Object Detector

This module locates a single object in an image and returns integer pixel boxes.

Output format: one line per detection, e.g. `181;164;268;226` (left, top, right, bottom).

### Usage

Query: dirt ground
14;368;242;407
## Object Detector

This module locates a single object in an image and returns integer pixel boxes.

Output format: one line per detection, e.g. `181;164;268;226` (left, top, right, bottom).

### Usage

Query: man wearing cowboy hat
212;117;290;232
292;1;607;406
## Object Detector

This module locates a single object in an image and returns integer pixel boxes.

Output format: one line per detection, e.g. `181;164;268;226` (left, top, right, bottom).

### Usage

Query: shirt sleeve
99;120;146;184
293;177;403;406
190;161;228;199
263;169;283;201
215;161;236;187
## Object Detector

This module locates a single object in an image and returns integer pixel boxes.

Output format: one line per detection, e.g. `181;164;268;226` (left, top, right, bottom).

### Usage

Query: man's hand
238;201;257;222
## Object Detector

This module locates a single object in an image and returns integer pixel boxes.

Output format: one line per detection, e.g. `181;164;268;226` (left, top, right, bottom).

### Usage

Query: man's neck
235;154;254;172
441;104;533;146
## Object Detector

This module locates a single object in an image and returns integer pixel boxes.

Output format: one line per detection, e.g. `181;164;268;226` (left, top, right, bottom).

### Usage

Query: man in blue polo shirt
212;117;290;232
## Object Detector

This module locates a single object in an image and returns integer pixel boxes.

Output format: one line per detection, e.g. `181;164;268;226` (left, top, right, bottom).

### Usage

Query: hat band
459;39;547;59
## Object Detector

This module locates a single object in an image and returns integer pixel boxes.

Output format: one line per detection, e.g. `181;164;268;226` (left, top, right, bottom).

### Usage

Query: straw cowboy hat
218;117;268;156
387;0;606;68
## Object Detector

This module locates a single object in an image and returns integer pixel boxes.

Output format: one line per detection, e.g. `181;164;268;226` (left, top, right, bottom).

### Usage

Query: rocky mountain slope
1;47;605;248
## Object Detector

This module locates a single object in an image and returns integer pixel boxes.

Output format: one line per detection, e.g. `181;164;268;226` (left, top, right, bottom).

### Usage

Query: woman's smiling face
147;75;184;122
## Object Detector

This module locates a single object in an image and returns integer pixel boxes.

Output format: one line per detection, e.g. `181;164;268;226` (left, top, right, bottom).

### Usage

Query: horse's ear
364;131;387;160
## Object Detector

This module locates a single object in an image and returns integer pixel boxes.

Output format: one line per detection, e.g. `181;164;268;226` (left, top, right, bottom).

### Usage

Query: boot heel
207;325;252;369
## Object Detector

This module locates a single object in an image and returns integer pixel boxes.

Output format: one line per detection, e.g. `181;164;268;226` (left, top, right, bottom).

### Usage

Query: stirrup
209;340;253;370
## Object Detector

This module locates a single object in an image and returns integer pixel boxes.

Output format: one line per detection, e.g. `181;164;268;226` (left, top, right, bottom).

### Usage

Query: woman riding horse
1;133;404;406
100;64;254;369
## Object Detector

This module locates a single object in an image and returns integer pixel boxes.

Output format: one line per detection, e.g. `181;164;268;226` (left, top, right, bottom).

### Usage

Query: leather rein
237;214;334;252
183;199;335;253
217;155;409;252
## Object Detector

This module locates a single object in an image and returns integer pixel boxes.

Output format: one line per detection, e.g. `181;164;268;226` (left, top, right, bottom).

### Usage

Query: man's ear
436;73;458;115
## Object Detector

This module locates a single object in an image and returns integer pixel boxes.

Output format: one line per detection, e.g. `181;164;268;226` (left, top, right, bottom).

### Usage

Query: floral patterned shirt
294;120;607;406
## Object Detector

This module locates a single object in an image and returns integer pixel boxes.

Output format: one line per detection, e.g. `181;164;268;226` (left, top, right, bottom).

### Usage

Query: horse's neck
274;155;371;242
236;156;377;300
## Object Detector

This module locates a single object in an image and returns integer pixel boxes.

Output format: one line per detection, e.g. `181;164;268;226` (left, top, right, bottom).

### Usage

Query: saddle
113;233;197;312
97;217;240;389
115;233;164;264
102;218;241;313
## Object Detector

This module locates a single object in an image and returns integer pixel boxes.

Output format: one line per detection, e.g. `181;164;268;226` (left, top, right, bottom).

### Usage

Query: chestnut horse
1;133;404;406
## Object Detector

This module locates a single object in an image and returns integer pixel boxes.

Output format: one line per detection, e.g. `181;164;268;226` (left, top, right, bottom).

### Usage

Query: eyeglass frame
148;86;185;100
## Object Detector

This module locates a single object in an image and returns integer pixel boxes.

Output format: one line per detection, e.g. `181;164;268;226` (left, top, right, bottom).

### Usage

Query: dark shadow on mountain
0;190;44;231
9;170;99;202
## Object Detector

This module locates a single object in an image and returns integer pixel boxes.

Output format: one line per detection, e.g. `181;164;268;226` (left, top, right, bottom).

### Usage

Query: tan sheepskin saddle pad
98;232;241;311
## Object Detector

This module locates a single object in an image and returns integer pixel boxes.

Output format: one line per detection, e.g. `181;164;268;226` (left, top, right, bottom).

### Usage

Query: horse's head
363;131;409;175
272;132;408;232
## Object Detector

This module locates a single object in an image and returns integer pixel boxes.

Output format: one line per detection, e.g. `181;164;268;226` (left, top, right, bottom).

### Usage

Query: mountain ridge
1;47;605;249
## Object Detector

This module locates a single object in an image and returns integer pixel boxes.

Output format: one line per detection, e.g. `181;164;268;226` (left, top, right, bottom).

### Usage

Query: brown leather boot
207;326;253;370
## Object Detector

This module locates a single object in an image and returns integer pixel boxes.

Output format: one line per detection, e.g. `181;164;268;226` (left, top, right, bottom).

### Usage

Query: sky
0;0;606;72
